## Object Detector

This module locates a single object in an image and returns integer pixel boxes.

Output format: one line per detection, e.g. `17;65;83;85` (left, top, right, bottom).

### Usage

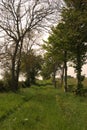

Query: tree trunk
76;47;82;95
11;40;23;92
64;51;68;92
30;70;36;84
52;65;56;88
16;39;23;88
77;68;82;93
11;58;18;92
60;65;64;88
26;73;31;87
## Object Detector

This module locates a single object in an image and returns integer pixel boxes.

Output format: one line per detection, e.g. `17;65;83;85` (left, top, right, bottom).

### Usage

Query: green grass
0;83;87;130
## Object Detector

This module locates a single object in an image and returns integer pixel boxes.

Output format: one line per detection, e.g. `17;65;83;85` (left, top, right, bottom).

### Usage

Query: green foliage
0;80;6;92
21;50;43;85
64;0;87;10
43;0;87;93
43;20;72;90
63;0;87;94
1;71;17;92
41;63;51;80
0;71;13;92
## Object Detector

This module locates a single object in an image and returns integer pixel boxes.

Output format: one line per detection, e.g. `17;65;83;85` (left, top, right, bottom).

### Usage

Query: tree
42;31;65;88
0;0;57;91
42;54;59;88
62;0;87;94
21;49;43;86
43;22;72;91
42;0;87;94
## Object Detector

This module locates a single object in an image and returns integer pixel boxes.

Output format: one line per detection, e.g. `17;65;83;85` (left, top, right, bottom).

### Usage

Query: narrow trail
0;94;36;123
0;86;55;123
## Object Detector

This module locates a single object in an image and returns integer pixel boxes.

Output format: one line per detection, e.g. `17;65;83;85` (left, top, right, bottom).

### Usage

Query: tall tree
62;0;87;94
0;0;57;91
42;52;62;88
43;0;87;93
43;22;71;91
42;26;67;89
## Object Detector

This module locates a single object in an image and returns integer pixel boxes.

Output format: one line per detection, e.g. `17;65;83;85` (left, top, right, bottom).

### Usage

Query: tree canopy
42;0;87;94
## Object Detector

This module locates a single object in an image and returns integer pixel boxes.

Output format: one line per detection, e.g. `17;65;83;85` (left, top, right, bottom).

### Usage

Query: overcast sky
67;65;87;77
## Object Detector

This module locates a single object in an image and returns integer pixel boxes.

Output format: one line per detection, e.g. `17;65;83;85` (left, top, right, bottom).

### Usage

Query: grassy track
0;84;87;130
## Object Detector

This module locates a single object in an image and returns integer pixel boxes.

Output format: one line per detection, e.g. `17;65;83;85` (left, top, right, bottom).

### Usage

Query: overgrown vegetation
0;83;87;130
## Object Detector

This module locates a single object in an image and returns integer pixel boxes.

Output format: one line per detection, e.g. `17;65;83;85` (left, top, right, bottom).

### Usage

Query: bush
76;88;87;96
2;71;13;91
67;84;75;92
0;73;12;92
0;80;7;92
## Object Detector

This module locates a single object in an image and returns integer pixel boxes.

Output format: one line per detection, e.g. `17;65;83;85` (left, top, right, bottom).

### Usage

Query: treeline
42;0;87;95
0;0;87;96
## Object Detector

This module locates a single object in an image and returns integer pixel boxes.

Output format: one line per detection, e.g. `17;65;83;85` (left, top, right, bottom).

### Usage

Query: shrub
2;71;12;91
67;84;75;92
0;80;7;92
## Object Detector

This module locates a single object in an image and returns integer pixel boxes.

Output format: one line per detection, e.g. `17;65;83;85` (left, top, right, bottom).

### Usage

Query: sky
67;65;87;78
82;64;87;77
